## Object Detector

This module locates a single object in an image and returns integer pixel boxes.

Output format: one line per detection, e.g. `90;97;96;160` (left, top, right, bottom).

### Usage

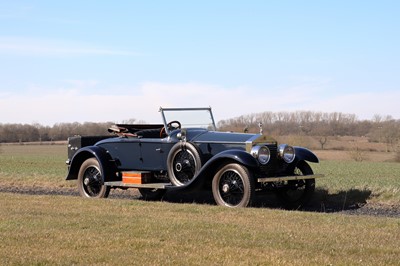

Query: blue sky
0;1;399;125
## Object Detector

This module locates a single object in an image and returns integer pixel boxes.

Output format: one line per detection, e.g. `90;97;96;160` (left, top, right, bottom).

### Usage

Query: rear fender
294;146;319;163
167;149;257;192
66;146;119;183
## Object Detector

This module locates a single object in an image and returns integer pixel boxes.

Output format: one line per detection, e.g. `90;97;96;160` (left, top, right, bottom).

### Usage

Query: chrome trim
245;134;277;153
257;174;324;183
251;145;270;165
195;140;248;144
278;144;295;163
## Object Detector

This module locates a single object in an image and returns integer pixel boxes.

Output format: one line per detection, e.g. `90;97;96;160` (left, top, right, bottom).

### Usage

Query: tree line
0;122;114;143
0;111;399;146
217;111;400;148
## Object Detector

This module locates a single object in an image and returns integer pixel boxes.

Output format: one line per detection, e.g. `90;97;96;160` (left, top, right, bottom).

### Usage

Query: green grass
0;144;71;187
1;144;399;204
314;160;400;204
1;145;400;264
0;193;399;265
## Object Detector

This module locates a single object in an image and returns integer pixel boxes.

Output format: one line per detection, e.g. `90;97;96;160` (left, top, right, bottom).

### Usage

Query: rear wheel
276;161;315;209
212;163;255;207
77;158;110;198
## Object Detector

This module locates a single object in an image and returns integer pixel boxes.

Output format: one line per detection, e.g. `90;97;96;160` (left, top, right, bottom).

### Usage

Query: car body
66;107;323;208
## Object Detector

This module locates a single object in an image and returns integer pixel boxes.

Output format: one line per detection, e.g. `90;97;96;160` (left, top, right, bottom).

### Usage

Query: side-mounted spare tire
167;142;202;186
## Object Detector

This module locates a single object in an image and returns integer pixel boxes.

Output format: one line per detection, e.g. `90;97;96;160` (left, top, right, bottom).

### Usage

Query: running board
104;181;172;189
257;174;324;183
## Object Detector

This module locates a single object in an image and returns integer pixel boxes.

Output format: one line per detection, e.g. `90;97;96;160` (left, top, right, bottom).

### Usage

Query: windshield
160;107;216;132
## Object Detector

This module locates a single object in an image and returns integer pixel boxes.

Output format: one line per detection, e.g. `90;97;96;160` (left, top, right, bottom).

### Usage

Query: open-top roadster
66;107;323;208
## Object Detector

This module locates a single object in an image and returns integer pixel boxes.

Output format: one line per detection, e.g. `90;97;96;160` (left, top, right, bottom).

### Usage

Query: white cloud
0;82;399;126
0;36;139;57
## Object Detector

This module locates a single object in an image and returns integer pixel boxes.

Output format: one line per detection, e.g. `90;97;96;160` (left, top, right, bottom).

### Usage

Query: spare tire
167;142;202;186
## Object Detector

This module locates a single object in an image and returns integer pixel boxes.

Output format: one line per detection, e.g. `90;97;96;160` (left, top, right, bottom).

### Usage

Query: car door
139;138;166;170
99;138;142;170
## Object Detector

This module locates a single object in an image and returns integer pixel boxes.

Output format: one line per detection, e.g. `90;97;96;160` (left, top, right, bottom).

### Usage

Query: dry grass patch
315;150;396;162
1;193;400;265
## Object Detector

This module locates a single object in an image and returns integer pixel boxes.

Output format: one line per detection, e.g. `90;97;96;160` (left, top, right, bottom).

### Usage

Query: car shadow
1;185;372;214
160;188;373;214
302;188;372;213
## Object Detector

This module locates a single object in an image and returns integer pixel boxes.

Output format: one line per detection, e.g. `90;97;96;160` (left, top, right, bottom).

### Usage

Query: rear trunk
67;136;113;162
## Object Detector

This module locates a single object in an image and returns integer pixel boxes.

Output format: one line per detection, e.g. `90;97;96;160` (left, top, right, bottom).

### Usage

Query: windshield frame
159;107;217;134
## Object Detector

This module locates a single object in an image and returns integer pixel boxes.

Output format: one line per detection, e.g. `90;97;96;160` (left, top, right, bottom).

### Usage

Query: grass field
314;160;400;205
1;144;399;204
0;193;399;265
0;144;399;265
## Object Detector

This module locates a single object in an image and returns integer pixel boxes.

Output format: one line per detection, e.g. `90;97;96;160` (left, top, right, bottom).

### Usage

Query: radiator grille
258;143;283;176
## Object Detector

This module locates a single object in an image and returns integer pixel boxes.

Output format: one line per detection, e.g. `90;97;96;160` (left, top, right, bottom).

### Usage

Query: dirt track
1;185;399;218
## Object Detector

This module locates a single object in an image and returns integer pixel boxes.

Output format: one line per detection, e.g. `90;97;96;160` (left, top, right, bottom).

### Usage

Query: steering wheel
167;120;181;131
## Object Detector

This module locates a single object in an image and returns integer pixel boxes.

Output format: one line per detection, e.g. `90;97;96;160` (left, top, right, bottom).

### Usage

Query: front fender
294;146;319;163
167;149;257;192
66;146;119;183
206;149;259;169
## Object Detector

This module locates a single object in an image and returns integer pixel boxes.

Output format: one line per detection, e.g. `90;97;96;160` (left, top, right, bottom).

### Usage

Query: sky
0;1;399;125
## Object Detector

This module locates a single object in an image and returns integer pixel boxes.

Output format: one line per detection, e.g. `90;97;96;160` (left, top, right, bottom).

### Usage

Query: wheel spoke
78;158;110;199
212;163;254;208
219;170;245;206
168;142;202;187
173;149;196;183
83;166;102;197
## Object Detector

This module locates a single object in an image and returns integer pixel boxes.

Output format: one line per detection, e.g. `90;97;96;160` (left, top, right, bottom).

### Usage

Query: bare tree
319;137;328;150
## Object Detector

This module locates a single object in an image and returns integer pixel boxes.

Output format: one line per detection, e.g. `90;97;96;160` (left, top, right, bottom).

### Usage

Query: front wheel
275;161;315;209
212;163;255;208
77;158;110;198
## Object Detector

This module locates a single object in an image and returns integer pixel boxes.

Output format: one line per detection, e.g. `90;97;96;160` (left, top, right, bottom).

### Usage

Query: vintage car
66;107;323;208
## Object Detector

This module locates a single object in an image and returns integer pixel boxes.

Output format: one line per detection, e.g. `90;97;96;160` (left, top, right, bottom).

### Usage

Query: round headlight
278;144;296;163
251;145;271;165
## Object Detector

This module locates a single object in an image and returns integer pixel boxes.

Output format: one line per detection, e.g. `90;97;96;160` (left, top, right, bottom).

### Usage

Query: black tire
212;163;255;208
275;161;315;209
77;158;110;198
167;142;202;186
138;188;166;201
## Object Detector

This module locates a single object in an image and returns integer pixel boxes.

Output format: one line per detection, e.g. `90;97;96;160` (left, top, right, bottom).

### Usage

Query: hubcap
222;183;230;193
175;162;182;172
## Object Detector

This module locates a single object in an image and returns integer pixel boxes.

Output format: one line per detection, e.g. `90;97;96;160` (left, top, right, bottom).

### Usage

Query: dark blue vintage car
66;107;323;208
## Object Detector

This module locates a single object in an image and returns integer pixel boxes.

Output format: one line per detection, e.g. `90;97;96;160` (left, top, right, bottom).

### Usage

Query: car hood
190;131;255;142
190;130;277;146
